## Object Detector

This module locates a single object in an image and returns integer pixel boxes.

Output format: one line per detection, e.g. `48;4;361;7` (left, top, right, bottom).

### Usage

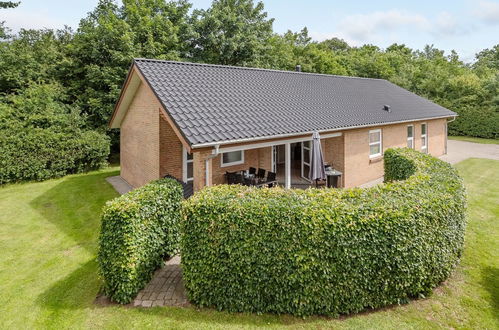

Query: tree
0;28;72;93
190;0;274;65
0;1;20;39
65;0;193;131
0;1;19;8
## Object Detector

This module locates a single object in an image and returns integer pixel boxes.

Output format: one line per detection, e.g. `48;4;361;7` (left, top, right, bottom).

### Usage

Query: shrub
98;178;183;304
181;148;466;316
0;83;110;184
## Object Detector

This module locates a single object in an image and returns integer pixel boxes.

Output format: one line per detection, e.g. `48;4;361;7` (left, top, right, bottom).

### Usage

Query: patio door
301;141;311;182
271;145;277;173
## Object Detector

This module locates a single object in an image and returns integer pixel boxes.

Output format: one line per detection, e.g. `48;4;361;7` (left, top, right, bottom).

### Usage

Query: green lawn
449;136;499;144
0;160;497;329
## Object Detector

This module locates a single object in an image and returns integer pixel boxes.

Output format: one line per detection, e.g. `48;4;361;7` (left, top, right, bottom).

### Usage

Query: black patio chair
249;167;257;176
265;171;277;187
256;168;266;180
225;171;237;184
234;173;244;185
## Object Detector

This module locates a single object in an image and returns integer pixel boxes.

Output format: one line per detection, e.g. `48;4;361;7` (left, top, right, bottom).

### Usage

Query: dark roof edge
191;114;458;149
133;58;387;82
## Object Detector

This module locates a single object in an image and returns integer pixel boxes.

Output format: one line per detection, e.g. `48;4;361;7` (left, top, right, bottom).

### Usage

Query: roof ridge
133;58;387;82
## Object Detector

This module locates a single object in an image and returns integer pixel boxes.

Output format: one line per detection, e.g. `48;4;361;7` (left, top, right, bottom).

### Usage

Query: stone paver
106;176;134;195
132;256;189;308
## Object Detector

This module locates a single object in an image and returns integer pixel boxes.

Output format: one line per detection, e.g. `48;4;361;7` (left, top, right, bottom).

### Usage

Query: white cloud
2;9;66;32
336;10;430;42
434;12;459;36
474;0;499;24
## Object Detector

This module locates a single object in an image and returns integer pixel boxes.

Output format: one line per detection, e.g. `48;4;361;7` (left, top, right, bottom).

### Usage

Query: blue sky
2;0;499;62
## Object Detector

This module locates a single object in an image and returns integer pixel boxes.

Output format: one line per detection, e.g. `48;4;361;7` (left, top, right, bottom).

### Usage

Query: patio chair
256;168;266;180
234;173;244;185
265;171;278;187
225;171;237;184
249;167;257;176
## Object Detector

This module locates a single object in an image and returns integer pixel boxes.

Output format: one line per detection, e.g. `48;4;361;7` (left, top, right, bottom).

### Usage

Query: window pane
407;126;413;137
370;144;381;156
421;124;426;135
187;163;193;179
303;148;310;163
186;152;193;160
223;151;242;164
303;141;311;148
369;131;380;143
407;139;413;148
422;136;426;147
303;164;310;175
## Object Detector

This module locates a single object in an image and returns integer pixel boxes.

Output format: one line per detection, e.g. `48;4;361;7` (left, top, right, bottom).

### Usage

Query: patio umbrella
309;131;327;185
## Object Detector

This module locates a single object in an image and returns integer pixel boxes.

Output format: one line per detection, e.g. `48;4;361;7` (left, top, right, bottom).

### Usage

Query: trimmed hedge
181;148;466;316
98;178;183;304
0;129;110;184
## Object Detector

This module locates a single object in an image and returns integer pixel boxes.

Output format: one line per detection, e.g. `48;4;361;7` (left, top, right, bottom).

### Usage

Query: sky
2;0;499;62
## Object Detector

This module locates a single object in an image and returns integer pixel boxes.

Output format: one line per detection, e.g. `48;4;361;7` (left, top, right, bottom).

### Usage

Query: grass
449;136;499;144
0;160;497;329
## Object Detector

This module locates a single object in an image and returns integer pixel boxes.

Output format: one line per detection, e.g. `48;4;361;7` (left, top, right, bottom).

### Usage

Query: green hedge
0;129;110;184
98;178;183;304
181;148;467;316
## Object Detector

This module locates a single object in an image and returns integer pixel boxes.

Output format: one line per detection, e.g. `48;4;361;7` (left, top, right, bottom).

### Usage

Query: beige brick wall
342;118;447;187
120;83;161;188
323;136;344;186
159;115;183;179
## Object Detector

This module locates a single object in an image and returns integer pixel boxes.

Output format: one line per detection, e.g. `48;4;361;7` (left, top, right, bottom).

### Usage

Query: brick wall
342;119;447;187
120;83;160;188
159;115;183;179
323;136;344;186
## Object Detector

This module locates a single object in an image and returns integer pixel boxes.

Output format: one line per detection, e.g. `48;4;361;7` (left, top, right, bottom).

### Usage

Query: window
183;147;193;183
369;129;382;158
221;150;244;167
421;123;428;153
407;125;414;149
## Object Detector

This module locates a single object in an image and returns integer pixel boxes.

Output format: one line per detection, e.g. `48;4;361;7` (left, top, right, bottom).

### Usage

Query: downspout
205;145;220;186
445;116;457;154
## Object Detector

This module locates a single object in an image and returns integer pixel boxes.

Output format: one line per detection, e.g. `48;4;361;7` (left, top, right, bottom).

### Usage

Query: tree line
0;0;497;182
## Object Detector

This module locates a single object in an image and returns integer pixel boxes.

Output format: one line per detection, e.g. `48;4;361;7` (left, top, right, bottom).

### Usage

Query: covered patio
191;132;345;192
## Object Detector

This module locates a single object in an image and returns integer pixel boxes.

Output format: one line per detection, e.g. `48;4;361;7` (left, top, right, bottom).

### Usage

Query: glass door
301;141;311;182
271;145;277;173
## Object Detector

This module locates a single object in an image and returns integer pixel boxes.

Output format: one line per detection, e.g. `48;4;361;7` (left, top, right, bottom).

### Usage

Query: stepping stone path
133;256;189;307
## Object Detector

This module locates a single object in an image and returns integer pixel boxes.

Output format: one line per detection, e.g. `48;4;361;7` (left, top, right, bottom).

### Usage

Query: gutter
190;114;457;149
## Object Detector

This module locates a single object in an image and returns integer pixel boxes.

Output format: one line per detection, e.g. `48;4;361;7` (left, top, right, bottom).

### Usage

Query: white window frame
369;129;383;159
407;124;414;149
182;146;193;183
220;150;244;167
421;123;428;153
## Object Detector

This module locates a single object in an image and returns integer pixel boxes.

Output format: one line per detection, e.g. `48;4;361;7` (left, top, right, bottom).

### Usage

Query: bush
0;128;110;184
448;105;499;139
98;178;183;304
0;83;110;184
181;148;466;316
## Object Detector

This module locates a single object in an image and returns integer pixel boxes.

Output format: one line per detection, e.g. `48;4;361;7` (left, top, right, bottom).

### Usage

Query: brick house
109;59;456;193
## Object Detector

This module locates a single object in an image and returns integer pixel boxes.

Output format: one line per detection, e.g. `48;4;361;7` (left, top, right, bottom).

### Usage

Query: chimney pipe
295;65;301;72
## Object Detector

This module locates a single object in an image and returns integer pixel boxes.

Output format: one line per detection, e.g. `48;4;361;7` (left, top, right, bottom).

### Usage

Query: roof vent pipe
295;65;301;72
383;105;391;112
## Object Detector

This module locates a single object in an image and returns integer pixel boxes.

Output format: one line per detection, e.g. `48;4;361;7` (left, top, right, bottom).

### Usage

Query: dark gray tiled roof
134;59;456;146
